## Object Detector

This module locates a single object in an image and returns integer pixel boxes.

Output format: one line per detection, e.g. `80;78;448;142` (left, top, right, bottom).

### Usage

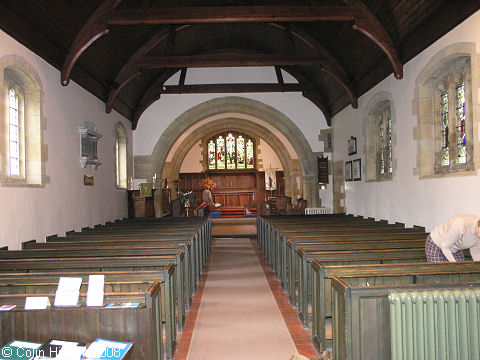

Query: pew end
21;239;36;250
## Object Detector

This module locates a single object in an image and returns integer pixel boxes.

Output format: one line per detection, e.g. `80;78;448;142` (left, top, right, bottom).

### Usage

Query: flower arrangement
200;178;216;191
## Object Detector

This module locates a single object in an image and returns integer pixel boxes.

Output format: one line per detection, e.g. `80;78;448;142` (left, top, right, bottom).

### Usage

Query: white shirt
430;214;480;262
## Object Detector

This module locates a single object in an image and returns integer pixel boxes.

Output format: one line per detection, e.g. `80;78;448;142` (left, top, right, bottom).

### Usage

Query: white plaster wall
0;30;133;249
179;140;203;173
134;71;328;156
332;10;480;231
258;139;284;171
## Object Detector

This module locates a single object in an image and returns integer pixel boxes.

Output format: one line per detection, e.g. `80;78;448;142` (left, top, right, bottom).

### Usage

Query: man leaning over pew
426;214;480;262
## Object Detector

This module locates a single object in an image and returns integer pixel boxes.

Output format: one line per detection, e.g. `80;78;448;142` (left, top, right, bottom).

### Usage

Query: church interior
0;1;480;359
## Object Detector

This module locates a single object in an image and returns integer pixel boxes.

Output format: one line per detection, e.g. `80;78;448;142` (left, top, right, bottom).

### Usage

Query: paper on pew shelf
9;341;42;350
54;277;82;307
25;296;50;310
86;275;105;307
83;339;131;360
54;344;86;360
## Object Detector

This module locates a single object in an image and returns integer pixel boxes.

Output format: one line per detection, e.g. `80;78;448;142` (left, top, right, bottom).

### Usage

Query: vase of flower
200;178;216;203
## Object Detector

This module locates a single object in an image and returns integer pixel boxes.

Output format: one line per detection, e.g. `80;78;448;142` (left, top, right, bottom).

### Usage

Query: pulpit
128;190;155;218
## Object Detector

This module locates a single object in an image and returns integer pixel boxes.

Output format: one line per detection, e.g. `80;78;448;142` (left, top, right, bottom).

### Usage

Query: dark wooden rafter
106;25;189;113
270;23;348;79
179;68;187;86
133;53;329;68
106;6;361;25
343;0;403;79
107;48;330;112
281;66;331;125
271;23;357;108
284;24;296;54
321;64;357;109
132;69;179;130
61;0;122;86
66;3;398;116
275;66;284;85
107;23;356;112
159;83;305;94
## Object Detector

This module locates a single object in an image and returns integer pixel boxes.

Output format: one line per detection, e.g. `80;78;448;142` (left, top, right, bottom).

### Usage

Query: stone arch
165;118;302;199
135;96;319;213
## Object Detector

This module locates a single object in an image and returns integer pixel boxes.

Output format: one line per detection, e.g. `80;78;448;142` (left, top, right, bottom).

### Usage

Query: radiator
304;207;331;215
389;289;480;360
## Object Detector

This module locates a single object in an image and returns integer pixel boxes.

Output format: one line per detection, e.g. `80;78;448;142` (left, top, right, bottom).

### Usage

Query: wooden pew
331;277;480;360
0;254;186;354
14;242;195;306
0;281;163;360
29;236;203;287
311;260;480;354
294;248;428;326
276;234;426;290
0;268;177;359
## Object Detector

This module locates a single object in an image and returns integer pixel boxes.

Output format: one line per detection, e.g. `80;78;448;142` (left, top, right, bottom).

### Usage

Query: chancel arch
134;96;318;215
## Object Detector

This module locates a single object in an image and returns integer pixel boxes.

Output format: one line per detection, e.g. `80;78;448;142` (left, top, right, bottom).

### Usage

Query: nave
175;219;320;360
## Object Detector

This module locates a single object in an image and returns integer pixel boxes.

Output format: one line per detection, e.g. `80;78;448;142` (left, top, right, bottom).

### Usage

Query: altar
212;190;254;208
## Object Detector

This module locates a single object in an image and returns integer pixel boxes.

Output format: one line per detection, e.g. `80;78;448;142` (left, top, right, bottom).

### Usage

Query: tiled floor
174;237;320;360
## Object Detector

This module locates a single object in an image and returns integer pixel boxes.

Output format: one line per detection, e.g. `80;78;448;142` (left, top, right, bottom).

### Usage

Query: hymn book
0;340;43;360
82;338;132;360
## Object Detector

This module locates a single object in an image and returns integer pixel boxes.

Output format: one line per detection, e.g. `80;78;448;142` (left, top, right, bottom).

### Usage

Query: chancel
0;2;480;360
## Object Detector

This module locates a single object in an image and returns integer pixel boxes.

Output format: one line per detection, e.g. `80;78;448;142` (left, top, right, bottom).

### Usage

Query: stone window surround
363;92;397;182
114;121;128;189
413;42;479;179
205;131;256;171
0;55;47;187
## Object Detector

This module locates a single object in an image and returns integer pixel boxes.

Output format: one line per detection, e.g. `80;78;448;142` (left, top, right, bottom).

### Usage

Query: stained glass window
8;88;20;176
246;139;254;169
237;136;245;169
455;82;466;164
216;136;225;169
208;140;216;169
440;91;449;166
375;102;393;178
377;106;392;176
387;114;393;174
226;133;236;169
207;132;254;170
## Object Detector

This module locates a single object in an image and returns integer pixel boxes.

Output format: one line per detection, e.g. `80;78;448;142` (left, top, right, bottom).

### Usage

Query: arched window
376;103;393;177
115;123;128;189
7;86;24;177
414;43;476;178
434;71;470;171
364;94;396;181
206;132;255;170
1;55;44;187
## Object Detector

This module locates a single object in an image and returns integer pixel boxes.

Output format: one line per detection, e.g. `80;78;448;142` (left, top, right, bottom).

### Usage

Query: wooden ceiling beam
159;83;305;94
134;53;327;68
61;0;121;86
132;69;179;130
320;64;358;109
280;67;331;125
106;25;191;113
343;0;403;79
107;6;361;25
